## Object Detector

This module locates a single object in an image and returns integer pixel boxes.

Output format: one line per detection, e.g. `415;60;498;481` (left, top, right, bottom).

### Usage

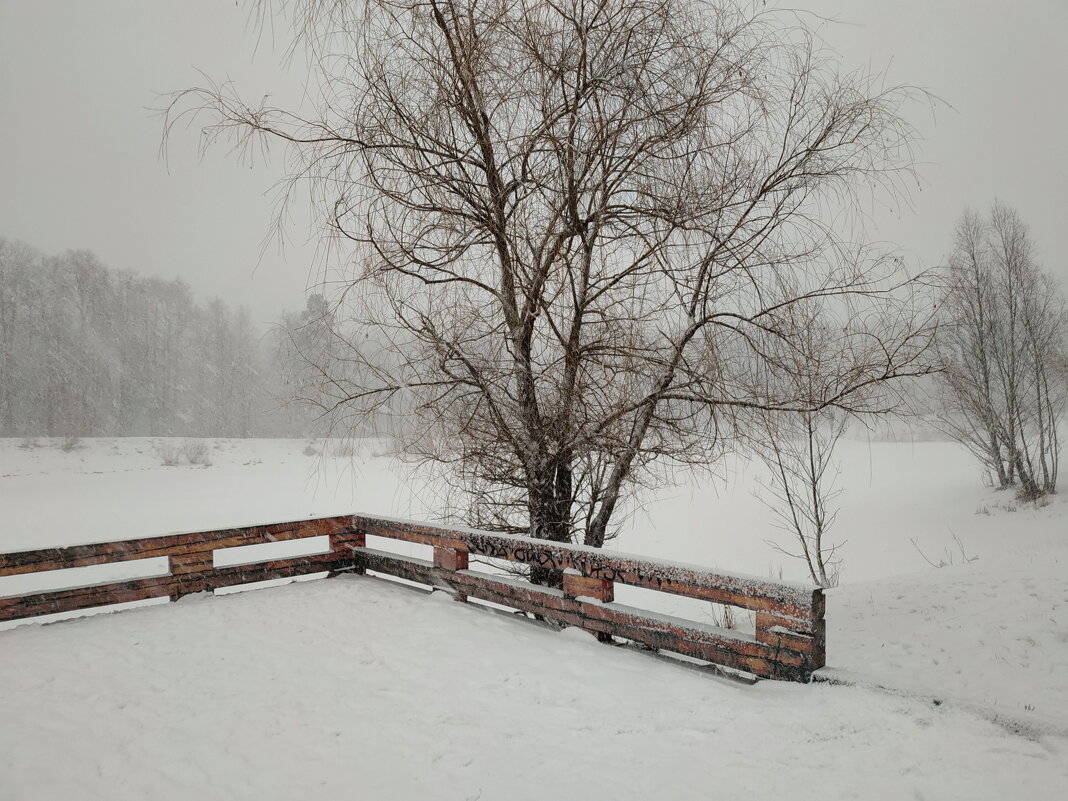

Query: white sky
1;0;1066;326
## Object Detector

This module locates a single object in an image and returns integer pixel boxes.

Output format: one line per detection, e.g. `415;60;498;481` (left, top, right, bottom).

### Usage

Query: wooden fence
0;514;825;681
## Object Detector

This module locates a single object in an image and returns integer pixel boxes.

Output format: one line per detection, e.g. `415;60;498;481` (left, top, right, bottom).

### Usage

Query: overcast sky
2;1;1066;326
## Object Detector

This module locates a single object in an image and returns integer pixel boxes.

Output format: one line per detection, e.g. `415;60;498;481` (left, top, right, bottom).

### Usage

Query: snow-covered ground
1;437;1066;799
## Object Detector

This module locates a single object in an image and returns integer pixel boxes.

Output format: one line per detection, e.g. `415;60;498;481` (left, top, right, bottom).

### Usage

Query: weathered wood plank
752;610;819;635
755;612;826;669
175;552;351;596
463;577;811;680
350;515;822;622
0;575;176;622
0;516;357;576
354;549;817;680
0;551;355;623
434;546;469;572
562;571;613;602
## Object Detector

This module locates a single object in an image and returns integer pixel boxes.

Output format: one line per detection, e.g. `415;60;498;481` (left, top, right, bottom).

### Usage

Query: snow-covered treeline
0;238;315;438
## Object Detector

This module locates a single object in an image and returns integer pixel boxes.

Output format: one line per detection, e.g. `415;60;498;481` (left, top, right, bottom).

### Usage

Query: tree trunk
527;458;574;589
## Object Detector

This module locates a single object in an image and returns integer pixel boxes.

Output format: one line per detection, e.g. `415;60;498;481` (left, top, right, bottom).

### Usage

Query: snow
1;436;1067;798
213;535;332;568
826;564;1068;733
2;576;1065;800
0;438;427;552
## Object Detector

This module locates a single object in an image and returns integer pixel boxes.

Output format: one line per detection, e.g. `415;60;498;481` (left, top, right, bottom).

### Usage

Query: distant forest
0;238;322;438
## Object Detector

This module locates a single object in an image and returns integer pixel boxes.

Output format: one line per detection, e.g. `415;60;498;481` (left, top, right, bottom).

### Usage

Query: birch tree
938;203;1065;499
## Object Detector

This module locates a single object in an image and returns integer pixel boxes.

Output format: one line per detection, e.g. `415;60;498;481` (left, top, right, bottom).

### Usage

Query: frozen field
1;437;1066;799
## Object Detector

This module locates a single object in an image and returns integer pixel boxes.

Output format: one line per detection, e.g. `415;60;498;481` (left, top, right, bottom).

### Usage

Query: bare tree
0;238;289;439
754;407;846;587
937;211;1012;487
165;0;935;584
751;309;848;587
937;203;1064;499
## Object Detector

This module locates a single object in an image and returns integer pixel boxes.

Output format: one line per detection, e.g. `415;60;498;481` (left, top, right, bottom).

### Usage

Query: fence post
562;568;614;642
168;548;213;600
433;540;469;602
331;530;366;575
753;589;826;677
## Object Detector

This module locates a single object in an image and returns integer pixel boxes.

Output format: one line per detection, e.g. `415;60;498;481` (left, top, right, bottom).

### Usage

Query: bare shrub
709;604;738;631
910;533;979;569
181;439;212;466
156;442;182;467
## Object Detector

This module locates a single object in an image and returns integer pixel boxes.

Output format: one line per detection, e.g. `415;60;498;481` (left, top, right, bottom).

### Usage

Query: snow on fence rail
0;514;825;681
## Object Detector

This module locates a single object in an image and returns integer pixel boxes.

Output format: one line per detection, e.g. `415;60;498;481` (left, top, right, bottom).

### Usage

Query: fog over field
2;1;1066;326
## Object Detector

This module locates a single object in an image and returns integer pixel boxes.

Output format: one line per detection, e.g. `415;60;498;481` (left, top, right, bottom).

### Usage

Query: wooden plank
171;552;352;597
434;547;469;572
350;515;822;622
331;531;366;551
0;516;357;576
756;613;826;668
562;571;613;602
353;518;446;548
358;549;450;589
7;548;415;620
353;549;816;680
203;552;350;590
1;552;354;622
579;601;806;667
451;573;811;680
756;626;821;660
464;539;819;619
0;575;176;622
752;610;819;635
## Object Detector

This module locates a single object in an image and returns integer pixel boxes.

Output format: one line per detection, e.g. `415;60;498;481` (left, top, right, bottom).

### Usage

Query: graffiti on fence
465;533;668;587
